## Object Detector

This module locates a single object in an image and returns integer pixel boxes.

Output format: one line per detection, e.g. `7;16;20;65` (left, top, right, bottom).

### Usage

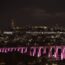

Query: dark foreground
0;52;65;65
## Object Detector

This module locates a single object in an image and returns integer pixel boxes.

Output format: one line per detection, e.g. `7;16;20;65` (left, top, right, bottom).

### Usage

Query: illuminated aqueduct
0;46;65;60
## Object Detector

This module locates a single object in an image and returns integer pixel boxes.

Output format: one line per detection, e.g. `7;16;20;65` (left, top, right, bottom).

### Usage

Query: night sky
0;0;65;29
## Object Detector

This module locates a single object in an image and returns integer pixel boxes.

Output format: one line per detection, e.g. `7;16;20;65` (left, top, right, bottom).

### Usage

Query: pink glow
0;46;65;60
61;46;65;60
30;47;37;56
37;47;44;57
48;46;55;58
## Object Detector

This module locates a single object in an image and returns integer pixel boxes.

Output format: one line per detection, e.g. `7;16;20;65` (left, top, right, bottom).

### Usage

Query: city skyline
0;0;65;29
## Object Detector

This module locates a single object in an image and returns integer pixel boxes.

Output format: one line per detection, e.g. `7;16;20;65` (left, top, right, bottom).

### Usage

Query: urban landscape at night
0;0;65;65
0;21;65;65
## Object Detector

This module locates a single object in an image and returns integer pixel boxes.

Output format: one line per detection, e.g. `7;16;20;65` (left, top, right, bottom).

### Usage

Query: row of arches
0;46;65;60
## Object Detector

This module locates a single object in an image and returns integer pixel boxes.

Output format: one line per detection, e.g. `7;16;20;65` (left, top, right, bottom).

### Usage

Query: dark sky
0;0;65;29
